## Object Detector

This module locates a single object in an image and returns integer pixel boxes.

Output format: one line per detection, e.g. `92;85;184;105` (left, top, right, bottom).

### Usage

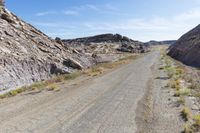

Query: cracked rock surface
0;8;94;93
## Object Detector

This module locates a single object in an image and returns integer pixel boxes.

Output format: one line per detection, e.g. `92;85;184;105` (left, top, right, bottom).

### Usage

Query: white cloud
81;7;200;41
85;4;99;11
33;21;76;29
34;5;200;41
175;8;200;21
63;10;79;16
73;4;99;11
104;4;118;11
36;11;56;16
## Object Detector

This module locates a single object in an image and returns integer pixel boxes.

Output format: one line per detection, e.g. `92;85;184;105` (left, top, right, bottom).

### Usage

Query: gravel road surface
0;51;177;133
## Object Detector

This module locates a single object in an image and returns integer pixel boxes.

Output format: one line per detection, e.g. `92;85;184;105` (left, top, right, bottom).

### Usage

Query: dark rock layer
168;24;200;67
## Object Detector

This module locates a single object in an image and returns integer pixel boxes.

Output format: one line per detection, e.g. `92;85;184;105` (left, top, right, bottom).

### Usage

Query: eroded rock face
0;8;94;93
168;24;200;67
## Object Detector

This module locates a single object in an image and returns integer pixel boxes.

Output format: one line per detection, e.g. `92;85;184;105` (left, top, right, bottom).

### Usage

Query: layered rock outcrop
0;8;94;93
168;24;200;67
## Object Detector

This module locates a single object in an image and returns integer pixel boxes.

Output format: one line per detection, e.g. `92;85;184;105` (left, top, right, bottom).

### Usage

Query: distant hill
145;40;176;46
168;24;200;67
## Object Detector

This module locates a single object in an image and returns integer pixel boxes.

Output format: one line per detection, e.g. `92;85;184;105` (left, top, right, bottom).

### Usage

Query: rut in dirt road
0;51;166;133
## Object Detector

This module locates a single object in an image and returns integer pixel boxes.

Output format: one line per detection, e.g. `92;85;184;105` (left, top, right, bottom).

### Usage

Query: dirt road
0;51;182;133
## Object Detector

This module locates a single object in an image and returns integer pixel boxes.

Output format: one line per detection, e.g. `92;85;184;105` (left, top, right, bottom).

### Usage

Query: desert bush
193;115;200;126
63;72;81;80
177;96;185;105
47;84;59;91
183;124;193;133
181;107;191;121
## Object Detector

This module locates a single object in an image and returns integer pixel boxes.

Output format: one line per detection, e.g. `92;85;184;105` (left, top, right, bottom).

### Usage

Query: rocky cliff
0;8;94;93
168;24;200;67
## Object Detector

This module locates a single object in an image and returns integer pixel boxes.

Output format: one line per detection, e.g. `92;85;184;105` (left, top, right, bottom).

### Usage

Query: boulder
63;58;83;70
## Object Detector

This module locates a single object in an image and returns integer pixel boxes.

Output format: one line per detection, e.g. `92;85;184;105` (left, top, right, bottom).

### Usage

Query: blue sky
5;0;200;41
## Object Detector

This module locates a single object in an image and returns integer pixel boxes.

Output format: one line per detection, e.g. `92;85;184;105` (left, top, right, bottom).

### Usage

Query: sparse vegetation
63;72;81;80
47;84;59;91
0;88;24;99
167;79;181;90
161;50;200;133
188;79;200;91
183;124;193;133
181;107;191;121
193;115;200;126
29;82;47;90
177;96;185;105
84;54;137;77
182;115;200;133
84;67;104;76
175;88;191;97
0;54;137;99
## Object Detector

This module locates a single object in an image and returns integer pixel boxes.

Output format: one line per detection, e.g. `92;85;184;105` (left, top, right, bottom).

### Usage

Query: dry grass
183;115;200;133
0;88;24;99
175;88;191;97
181;107;191;121
84;67;104;77
183;124;193;133
167;79;181;90
0;54;137;99
46;84;60;91
193;115;200;126
84;54;138;77
0;72;82;99
177;96;185;105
